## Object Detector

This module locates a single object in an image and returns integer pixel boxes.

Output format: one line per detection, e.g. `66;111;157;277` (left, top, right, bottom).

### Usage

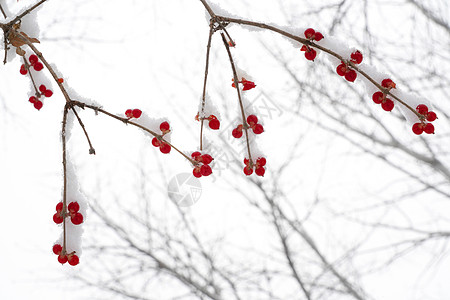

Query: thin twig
69;105;96;154
71;101;198;165
0;4;7;19
220;33;253;163
199;20;215;151
62;103;70;254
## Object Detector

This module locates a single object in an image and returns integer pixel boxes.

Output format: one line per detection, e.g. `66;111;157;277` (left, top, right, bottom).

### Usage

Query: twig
209;15;423;119
199;20;215;151
0;4;6;19
61;103;69;254
71;101;198;165
5;0;48;27
69;104;96;155
220;32;253;163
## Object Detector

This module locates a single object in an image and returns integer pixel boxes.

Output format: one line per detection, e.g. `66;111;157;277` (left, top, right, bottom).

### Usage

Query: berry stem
22;56;40;96
61;103;70;255
199;20;215;151
220;32;253;163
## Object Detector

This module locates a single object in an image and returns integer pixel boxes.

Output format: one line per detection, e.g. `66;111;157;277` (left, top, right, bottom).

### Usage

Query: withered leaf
15;47;25;56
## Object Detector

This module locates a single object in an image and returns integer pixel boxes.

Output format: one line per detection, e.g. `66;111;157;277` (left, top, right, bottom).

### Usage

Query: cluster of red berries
371;79;397;112
231;77;256;91
243;157;266;177
125;108;142;119
300;28;324;61
232;114;264;138
195;113;220;130
412;104;437;135
151;121;172;154
336;50;363;82
52;244;79;266
20;55;54;110
53;201;84;225
191;151;213;178
19;54;43;74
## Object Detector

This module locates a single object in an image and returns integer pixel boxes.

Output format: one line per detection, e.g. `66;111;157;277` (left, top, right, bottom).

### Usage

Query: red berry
56;202;63;212
200;165;212;176
44;90;53;97
244;158;250;166
52;244;62;255
253;124;264;134
68;202;80;213
424;123;435;134
209;118;220;130
39;85;47;93
255;167;265;177
193;167;202;178
381;99;394;111
159;143;171;154
243;166;253;176
314;32;324;41
412;123;424;135
34;100;43;110
256;157;266;167
232;127;243;138
58;255;68;264
336;63;347;76
58;78;64;83
132;109;142;118
350;50;363;64
20;64;28;75
29;96;37;103
304;48;317;61
416;104;428;115
53;213;63;224
151;137;160;147
427;111;437;122
201;154;214;165
71;213;83;225
241;79;256;91
160;121;170;133
372;92;384;104
247;115;258;125
191;151;201;160
304;28;315;39
68;254;79;266
29;54;38;65
381;78;396;89
125;109;133;118
345;70;357;82
33;62;43;71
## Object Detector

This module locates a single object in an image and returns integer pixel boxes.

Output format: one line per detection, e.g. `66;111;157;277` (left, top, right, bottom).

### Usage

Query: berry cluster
191;151;213;178
151;121;172;154
243;157;266;177
52;244;79;266
195;113;221;130
412;104;437;135
336;50;363;82
19;54;43;74
300;28;324;61
371;79;397;112
53;201;84;225
231;77;256;91
232;115;264;138
125;109;142;119
21;55;53;110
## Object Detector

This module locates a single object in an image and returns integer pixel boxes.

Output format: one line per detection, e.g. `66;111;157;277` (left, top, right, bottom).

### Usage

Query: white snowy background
0;0;449;299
